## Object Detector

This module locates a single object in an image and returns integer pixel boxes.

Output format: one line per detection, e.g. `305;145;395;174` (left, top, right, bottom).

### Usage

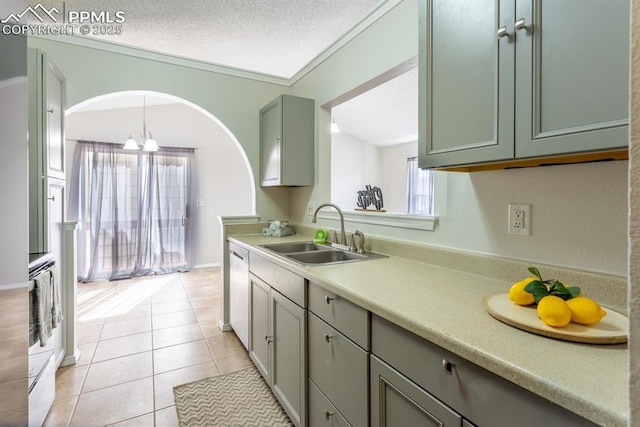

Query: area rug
173;366;294;427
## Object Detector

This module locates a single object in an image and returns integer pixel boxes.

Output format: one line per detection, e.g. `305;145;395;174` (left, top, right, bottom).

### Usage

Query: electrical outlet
306;202;315;216
508;203;531;236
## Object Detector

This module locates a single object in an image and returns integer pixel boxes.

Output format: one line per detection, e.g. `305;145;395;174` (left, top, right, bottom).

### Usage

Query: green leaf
549;282;574;300
527;267;543;281
566;286;581;298
524;280;549;304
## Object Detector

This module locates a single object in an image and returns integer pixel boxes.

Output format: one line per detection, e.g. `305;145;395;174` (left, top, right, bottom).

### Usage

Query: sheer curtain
68;141;198;282
406;156;435;216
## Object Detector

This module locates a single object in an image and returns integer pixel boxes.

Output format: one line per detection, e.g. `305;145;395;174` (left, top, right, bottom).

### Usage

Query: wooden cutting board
483;292;628;344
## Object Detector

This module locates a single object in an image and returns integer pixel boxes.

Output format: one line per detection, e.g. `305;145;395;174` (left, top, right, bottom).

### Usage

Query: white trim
29;34;291;86
218;215;261;225
290;0;404;84
194;263;221;269
317;210;438;231
28;0;404;86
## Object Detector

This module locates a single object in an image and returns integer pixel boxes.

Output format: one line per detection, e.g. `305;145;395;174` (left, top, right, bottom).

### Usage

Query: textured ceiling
21;0;417;146
27;0;383;78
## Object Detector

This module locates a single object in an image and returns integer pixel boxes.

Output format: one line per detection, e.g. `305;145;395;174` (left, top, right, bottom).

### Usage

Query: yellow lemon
537;296;571;327
566;297;607;326
508;277;537;306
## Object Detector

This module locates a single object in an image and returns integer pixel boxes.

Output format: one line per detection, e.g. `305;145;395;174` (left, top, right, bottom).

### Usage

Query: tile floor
44;267;253;427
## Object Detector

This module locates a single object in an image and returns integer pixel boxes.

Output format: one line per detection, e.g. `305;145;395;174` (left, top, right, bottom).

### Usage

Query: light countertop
229;233;628;427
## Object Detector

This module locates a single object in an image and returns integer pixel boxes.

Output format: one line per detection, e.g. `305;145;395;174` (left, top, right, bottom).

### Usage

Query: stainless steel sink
286;250;366;264
260;241;330;253
259;241;387;266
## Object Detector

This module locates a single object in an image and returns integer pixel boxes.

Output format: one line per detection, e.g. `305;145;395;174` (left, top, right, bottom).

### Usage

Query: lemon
537;295;571;327
566;297;607;325
509;277;537;306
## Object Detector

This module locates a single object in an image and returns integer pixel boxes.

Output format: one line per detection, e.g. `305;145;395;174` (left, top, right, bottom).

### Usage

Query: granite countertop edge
228;233;628;427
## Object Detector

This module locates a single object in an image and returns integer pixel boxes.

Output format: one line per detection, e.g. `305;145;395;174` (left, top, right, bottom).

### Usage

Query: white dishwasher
229;242;249;349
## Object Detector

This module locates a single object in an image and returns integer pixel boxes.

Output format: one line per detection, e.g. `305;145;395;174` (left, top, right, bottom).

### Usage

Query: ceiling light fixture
331;120;340;134
124;95;159;151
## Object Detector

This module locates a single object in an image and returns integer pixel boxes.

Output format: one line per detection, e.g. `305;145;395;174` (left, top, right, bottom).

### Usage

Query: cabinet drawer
370;355;461;427
250;252;305;307
308;281;368;349
309;379;352;427
309;313;368;427
371;315;596;427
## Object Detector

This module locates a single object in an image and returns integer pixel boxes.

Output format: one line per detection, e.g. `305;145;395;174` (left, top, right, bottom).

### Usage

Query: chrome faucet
311;203;347;246
354;230;365;254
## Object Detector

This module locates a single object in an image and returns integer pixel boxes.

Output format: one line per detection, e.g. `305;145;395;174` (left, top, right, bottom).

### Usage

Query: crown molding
27;0;403;87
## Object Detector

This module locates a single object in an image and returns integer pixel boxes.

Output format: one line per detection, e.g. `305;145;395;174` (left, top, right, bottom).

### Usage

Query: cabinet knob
47;196;55;202
324;295;334;304
514;18;528;32
324;410;334;420
46;108;54;114
324;333;334;342
496;26;510;39
442;358;455;375
264;335;273;343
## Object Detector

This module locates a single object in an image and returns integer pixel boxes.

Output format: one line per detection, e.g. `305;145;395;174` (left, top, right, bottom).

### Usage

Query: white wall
65;102;254;266
380;141;417;213
331;132;381;209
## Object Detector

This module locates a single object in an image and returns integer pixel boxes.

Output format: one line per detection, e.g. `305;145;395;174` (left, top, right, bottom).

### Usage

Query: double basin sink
260;241;387;266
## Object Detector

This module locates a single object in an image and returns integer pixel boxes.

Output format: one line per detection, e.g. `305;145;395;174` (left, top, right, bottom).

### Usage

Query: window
68;141;198;281
406;157;434;216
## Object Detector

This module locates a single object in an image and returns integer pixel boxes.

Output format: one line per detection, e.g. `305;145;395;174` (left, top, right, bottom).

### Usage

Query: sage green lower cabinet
308;380;352;427
249;275;270;379
370;356;463;427
371;315;596;427
307;282;369;427
248;271;307;426
308;313;368;427
271;290;306;426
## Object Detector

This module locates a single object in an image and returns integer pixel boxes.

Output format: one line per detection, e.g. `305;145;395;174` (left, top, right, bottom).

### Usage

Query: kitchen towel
29;267;63;347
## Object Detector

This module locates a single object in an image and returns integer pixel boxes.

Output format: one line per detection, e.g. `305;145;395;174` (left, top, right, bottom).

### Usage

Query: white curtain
67;141;198;281
406;156;434;216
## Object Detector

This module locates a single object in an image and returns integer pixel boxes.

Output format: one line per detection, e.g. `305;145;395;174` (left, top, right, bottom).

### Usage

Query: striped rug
173;366;293;427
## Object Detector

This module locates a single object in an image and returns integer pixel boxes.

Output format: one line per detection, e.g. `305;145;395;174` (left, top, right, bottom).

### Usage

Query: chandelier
123;95;159;151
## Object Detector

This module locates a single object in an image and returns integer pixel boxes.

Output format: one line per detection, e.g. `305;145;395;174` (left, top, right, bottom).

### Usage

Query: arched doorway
65;90;255;268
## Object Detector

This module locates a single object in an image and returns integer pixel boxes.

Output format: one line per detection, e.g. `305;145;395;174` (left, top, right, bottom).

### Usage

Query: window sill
316;210;438;231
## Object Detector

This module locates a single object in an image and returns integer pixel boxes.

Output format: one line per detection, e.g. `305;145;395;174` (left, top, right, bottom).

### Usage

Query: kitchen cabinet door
371;355;462;427
259;94;314;187
44;57;65;180
28;49;66;253
249;275;270;381
514;0;629;158
271;290;306;427
419;0;515;169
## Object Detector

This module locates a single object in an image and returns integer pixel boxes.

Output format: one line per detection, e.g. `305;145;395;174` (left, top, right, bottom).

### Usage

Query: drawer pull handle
324;333;334;342
324;410;334;420
325;295;334;304
264;335;273;343
442;359;454;375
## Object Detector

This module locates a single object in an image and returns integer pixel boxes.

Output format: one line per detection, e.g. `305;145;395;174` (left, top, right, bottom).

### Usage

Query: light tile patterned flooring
44;267;252;427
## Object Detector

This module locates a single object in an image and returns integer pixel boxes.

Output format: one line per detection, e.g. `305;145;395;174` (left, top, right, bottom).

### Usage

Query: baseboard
194;263;221;269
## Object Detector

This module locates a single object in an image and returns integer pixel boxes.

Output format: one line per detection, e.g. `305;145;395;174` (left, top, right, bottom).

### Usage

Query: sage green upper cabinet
28;48;66;253
260;95;314;187
515;0;629;158
419;0;629;169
